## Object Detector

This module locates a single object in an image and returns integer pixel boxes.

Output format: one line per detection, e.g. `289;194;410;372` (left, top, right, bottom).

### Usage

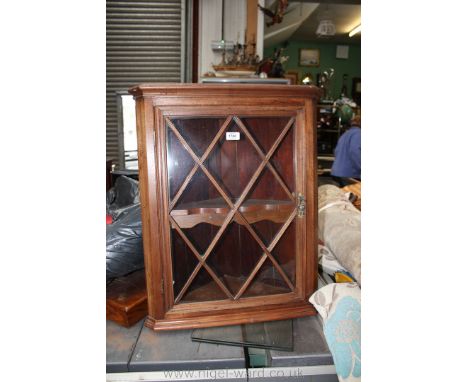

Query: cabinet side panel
135;97;165;319
304;99;318;296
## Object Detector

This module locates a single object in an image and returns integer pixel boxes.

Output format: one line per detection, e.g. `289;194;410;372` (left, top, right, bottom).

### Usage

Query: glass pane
171;229;199;299
172;167;229;209
247;220;283;250
191;319;293;351
269;124;295;192
244;167;295;247
240;116;291;154
166;128;196;201
171;168;229;254
181;266;229;303
242;258;291;298
238;116;296;295
271;220;296;285
167;116;297;305
205;119;262;202
206;222;264;296
169;117;225;157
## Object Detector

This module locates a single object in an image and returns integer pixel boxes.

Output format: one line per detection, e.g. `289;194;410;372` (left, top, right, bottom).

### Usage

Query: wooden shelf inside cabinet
171;198;295;229
130;83;319;331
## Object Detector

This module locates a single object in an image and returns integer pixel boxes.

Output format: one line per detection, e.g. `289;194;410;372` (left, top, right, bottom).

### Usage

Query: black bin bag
106;203;144;282
107;175;140;214
106;175;145;283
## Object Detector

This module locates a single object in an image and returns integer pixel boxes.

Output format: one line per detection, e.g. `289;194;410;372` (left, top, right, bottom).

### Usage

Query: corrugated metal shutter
107;0;182;163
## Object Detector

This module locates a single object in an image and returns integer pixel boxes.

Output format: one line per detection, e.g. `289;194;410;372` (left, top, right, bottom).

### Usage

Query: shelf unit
316;103;341;158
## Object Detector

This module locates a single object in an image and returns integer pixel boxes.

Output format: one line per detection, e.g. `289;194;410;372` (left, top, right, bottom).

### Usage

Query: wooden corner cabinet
129;83;320;331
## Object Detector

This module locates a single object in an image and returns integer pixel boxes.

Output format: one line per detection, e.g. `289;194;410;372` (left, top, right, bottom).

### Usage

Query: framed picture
284;71;299;85
336;45;349;59
299;49;320;67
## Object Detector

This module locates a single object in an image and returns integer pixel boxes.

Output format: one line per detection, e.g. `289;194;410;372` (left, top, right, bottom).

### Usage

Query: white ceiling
263;2;320;47
263;1;361;47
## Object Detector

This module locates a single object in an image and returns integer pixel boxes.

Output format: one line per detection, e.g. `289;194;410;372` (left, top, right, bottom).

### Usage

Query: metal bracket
298;193;306;218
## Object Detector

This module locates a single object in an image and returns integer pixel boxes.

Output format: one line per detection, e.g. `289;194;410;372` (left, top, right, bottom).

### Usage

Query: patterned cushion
310;283;361;382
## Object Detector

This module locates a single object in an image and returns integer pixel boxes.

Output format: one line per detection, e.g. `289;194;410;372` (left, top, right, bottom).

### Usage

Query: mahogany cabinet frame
129;84;321;331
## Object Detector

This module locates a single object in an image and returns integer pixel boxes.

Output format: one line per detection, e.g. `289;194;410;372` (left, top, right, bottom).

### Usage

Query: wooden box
129;84;320;331
106;270;148;328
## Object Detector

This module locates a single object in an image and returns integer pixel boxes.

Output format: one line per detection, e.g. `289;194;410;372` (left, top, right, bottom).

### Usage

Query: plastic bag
106;203;144;282
107;175;140;212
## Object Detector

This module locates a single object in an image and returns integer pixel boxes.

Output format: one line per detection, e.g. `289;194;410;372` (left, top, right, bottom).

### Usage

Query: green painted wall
264;41;361;100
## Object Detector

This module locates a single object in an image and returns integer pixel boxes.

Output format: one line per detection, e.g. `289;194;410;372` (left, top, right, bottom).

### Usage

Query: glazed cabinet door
163;112;306;308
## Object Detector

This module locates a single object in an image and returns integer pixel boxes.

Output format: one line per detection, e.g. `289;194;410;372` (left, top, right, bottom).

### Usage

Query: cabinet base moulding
144;301;316;331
